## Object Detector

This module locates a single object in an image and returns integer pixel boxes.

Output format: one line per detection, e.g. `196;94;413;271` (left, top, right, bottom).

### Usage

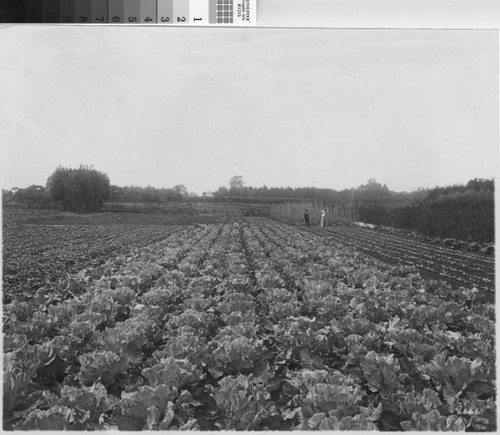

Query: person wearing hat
320;210;326;228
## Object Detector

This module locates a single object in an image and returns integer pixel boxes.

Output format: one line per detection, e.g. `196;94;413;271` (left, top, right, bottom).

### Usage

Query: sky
0;27;498;194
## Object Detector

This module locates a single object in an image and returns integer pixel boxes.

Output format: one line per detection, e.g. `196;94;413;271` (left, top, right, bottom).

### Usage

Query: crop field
2;209;237;304
3;218;177;304
298;224;495;297
3;214;496;431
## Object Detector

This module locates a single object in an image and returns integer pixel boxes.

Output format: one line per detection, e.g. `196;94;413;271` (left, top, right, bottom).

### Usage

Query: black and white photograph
1;21;498;431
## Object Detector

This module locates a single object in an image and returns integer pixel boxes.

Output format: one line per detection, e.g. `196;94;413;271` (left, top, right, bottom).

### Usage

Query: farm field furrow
2;224;180;304
331;226;494;268
4;219;495;431
327;229;492;287
293;223;494;293
334;230;488;291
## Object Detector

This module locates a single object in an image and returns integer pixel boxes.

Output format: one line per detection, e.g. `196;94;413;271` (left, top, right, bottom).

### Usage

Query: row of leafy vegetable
4;219;495;430
2;223;178;304
321;224;494;291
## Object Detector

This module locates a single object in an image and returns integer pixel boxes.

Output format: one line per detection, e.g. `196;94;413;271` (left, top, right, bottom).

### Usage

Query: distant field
2;206;240;227
295;223;495;296
2;211;174;304
1;207;248;304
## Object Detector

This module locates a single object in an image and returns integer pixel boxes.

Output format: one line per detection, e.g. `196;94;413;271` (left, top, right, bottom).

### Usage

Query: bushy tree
229;176;245;192
216;186;229;195
174;184;188;197
46;165;110;212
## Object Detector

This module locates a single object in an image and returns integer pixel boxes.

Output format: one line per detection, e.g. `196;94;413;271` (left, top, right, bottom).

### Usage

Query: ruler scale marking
190;0;208;24
173;0;189;24
42;0;59;22
140;0;156;23
123;0;139;23
75;0;90;23
0;0;255;24
26;0;43;22
157;0;172;24
108;0;124;23
59;0;75;23
90;0;107;22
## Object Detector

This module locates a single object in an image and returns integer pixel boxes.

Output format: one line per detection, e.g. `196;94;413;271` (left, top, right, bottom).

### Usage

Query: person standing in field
304;209;310;226
320;210;326;228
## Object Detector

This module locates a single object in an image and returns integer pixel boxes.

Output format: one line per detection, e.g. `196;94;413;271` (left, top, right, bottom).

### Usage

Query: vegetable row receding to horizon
3;218;496;431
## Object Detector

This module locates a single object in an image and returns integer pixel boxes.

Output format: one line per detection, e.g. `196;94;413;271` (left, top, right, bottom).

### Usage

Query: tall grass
269;200;357;226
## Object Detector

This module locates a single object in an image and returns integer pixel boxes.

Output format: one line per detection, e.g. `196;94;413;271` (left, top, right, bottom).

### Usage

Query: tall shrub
46;165;110;212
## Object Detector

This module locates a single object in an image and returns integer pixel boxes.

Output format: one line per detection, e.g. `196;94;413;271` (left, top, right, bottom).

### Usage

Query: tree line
262;178;493;243
382;180;494;242
109;184;188;204
222;176;493;243
216;176;398;203
2;167;494;243
2;166;190;212
3;166;111;213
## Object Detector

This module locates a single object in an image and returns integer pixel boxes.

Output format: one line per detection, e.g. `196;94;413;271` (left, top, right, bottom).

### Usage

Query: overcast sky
0;27;497;194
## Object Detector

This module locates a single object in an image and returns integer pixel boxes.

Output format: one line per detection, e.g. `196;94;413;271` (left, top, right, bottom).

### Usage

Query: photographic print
1;26;497;431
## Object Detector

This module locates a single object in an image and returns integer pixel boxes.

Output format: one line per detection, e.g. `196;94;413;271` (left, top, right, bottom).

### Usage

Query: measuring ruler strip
140;0;156;23
124;0;139;23
75;0;91;23
157;0;172;24
90;0;107;23
43;0;59;22
173;0;188;24
26;0;43;22
1;0;256;24
190;0;208;24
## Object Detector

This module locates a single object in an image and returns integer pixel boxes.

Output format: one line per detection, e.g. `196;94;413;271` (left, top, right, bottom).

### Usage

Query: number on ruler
177;16;186;22
62;16;71;22
145;17;153;22
96;16;104;22
79;16;88;22
112;16;120;22
160;16;169;22
128;16;137;22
